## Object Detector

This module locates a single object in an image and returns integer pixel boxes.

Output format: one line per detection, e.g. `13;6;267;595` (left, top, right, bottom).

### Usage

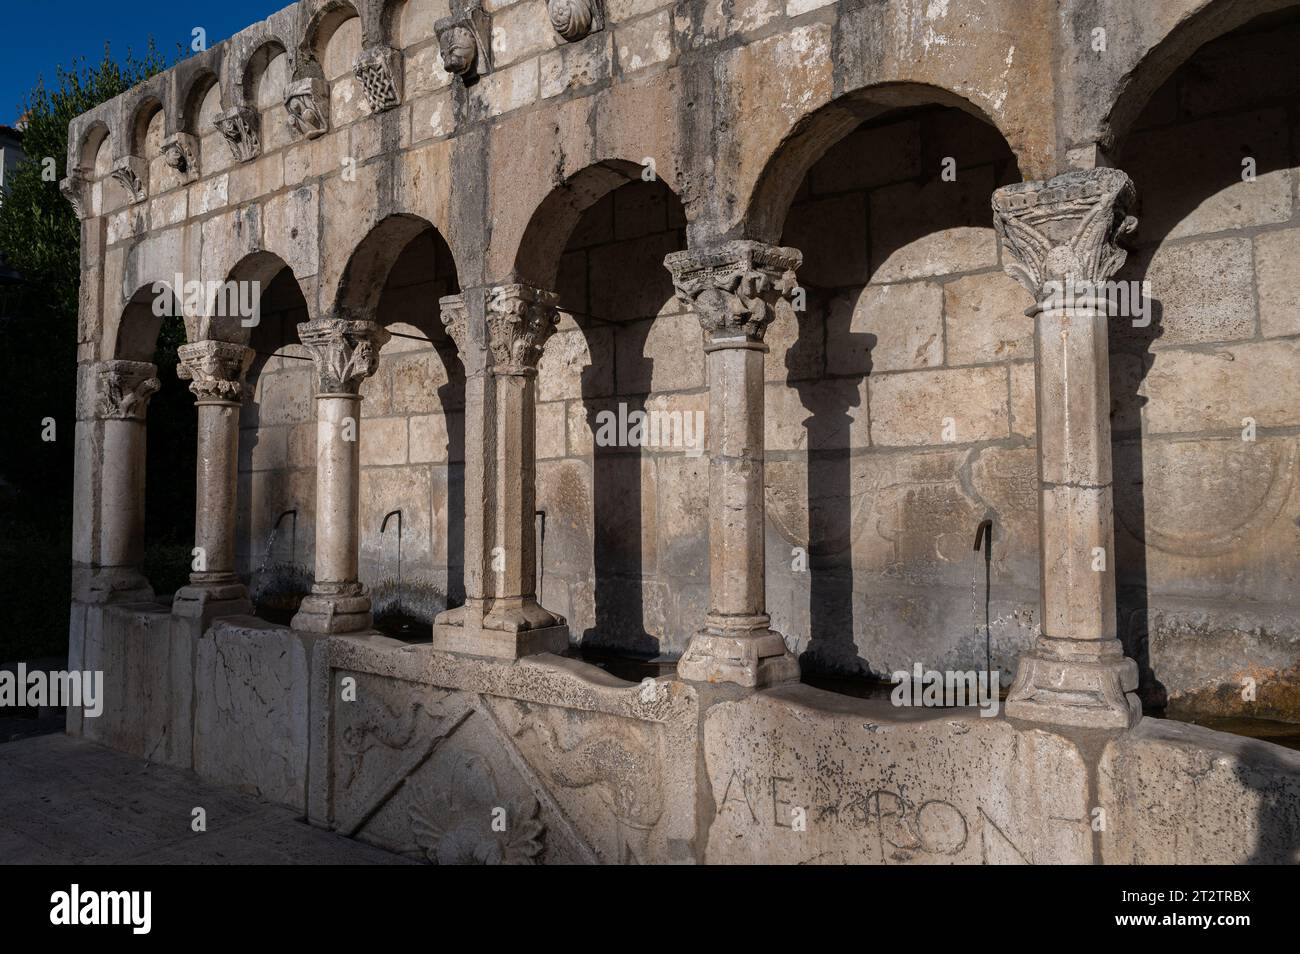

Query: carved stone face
438;26;477;76
548;0;594;41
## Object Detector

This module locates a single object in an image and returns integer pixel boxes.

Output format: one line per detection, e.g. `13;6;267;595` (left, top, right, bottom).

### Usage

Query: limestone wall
1110;20;1300;716
63;0;1300;715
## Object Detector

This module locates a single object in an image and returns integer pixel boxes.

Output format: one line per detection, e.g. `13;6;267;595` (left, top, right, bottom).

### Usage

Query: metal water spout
972;515;994;682
381;509;402;613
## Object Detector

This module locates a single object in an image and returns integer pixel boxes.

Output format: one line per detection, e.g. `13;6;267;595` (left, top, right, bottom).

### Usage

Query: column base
431;601;569;660
1004;637;1141;730
291;591;373;634
72;567;155;605
172;581;252;621
677;621;799;689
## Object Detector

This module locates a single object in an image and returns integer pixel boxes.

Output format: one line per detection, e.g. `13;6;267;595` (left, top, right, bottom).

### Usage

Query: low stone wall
64;608;1300;864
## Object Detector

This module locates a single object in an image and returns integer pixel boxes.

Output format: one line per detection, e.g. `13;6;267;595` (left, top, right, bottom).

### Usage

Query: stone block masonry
54;0;1300;863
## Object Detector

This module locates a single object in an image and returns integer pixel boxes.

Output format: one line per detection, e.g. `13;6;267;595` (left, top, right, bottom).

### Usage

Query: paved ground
0;733;415;864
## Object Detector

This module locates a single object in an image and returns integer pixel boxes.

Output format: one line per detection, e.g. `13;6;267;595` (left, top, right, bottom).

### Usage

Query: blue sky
1;1;286;125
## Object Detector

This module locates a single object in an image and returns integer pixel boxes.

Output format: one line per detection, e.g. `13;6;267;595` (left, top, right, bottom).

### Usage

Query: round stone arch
177;67;220;135
298;0;362;77
515;160;697;660
734;81;1037;681
1100;0;1300;157
331;213;466;631
741;81;1024;246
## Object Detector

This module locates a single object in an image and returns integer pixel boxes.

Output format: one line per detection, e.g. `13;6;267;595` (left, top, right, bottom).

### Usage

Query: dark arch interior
765;101;1025;690
539;176;690;675
1111;5;1300;719
126;288;196;599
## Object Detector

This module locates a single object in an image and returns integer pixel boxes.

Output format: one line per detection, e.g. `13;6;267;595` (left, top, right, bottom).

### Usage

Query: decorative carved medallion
109;156;148;204
409;753;546;865
96;360;160;421
297;318;390;394
439;294;467;355
435;5;491;80
992;167;1138;302
353;46;403;113
548;0;603;42
486;284;559;374
214;106;261;163
664;240;802;344
59;167;89;220
160;132;200;179
176;339;254;403
284;78;330;139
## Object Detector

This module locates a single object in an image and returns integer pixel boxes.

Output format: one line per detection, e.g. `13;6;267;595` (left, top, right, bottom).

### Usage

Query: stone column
664;240;801;688
992;167;1142;729
291;317;390;634
71;360;160;602
172;340;255;619
432;285;569;659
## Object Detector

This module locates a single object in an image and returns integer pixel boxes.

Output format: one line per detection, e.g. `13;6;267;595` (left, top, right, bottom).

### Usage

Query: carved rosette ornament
664;240;802;345
59;167;89;220
110;156;148;204
176;340;254;403
297;318;390;394
435;6;491;80
486;285;560;374
992;167;1138;306
548;0;603;41
353;46;403;113
160;132;200;180
214;106;261;163
439;294;468;355
96;360;161;421
284;78;330;139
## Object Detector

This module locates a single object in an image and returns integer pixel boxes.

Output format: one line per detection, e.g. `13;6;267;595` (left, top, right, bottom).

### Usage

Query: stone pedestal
432;286;569;659
72;360;161;603
665;241;801;688
173;340;254;620
993;168;1142;729
291;318;390;634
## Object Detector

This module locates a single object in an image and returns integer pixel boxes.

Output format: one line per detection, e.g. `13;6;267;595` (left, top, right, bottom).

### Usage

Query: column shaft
666;240;801;689
993;168;1142;729
432;286;569;658
291;318;389;634
313;393;363;588
72;360;158;603
174;339;254;619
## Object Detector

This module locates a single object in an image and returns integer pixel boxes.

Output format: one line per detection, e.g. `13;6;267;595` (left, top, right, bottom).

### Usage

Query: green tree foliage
0;42;175;661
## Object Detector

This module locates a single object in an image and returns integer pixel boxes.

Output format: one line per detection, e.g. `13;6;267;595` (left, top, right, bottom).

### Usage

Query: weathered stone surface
194;619;322;808
703;687;1092;864
1100;718;1300;864
869;367;1008;447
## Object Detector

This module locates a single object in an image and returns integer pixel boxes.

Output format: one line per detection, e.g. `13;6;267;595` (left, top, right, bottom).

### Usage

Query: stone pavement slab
0;733;415;864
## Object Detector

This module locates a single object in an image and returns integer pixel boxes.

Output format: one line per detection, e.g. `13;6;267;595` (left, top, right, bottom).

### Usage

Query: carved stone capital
96;360;160;421
439;294;468;355
297;318;390;394
177;340;254;403
664;240;802;345
435;6;491;80
160;132;200;180
110;156;148;204
486;285;559;374
60;167;89;220
992;167;1138;304
284;78;330;139
354;46;403;113
214;106;261;163
548;0;603;41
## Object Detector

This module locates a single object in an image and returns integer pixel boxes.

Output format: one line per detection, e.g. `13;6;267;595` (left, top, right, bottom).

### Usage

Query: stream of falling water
251;526;279;602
